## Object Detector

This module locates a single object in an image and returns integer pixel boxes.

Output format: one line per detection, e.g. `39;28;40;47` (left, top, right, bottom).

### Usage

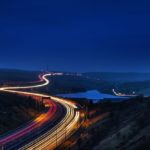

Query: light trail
0;73;51;91
20;97;79;150
112;89;136;97
0;100;57;145
0;73;80;150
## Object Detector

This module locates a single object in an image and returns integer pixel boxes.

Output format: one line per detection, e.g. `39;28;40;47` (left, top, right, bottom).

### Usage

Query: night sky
0;0;150;72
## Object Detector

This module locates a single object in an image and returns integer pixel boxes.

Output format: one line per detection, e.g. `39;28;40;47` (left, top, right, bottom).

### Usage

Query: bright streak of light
0;73;80;150
0;73;52;91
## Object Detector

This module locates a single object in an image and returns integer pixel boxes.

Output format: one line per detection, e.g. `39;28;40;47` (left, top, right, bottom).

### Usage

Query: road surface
0;73;80;150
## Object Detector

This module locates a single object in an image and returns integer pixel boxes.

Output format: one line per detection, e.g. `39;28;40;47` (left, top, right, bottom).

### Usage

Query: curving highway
0;73;80;150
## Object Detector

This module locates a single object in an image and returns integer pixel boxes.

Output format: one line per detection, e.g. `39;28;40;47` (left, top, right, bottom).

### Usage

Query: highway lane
4;101;66;150
0;100;57;145
20;96;79;150
0;73;80;150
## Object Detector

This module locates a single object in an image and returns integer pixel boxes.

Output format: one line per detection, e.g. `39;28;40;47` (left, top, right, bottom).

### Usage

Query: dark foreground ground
58;96;150;150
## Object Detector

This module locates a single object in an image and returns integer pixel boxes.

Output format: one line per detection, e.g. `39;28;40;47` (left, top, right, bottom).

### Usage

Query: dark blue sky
0;0;150;72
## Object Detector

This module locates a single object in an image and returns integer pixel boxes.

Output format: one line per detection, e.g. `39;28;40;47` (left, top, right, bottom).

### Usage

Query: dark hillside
0;91;44;134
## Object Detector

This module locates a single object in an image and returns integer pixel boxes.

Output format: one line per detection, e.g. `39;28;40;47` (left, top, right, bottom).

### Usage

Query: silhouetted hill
39;74;115;95
0;69;40;83
83;72;150;82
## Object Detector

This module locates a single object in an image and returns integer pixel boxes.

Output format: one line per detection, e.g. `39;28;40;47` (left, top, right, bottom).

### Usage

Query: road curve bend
0;73;80;150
